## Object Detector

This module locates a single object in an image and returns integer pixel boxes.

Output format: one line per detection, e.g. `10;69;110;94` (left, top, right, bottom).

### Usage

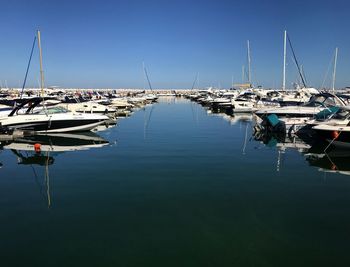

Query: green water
1;97;350;266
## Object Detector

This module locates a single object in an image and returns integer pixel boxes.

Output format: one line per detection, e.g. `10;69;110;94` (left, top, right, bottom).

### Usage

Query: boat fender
331;131;339;139
34;143;41;153
331;164;337;171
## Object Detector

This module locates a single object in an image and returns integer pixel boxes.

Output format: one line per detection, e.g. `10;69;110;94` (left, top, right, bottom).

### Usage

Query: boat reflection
305;148;350;176
3;132;109;155
254;131;312;153
2;132;109;208
12;149;55;166
208;112;253;125
253;130;350;176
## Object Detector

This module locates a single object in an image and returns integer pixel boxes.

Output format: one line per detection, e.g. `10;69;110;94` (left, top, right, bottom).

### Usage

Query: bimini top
8;97;58;117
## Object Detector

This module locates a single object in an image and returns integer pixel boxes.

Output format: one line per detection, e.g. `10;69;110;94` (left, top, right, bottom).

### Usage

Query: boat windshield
305;95;338;107
333;109;350;120
35;106;69;114
315;106;350;121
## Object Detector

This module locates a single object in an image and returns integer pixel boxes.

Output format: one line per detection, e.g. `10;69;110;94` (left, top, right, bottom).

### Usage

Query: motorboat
0;97;109;133
312;124;350;148
254;93;347;135
255;93;345;118
57;101;116;115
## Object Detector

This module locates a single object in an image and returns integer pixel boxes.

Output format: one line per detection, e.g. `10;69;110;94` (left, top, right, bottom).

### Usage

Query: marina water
1;97;350;266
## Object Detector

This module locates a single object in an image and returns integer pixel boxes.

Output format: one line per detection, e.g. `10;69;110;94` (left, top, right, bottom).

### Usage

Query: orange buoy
331;131;340;139
34;143;41;153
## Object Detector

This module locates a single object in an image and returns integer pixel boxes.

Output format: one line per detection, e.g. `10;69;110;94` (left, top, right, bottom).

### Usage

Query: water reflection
0;131;109;166
305;148;350;176
12;149;55;165
0;132;110;208
3;132;109;155
254;130;350;176
208;111;254;125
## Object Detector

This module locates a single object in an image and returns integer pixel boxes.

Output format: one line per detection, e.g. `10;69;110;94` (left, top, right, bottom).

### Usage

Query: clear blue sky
1;0;349;89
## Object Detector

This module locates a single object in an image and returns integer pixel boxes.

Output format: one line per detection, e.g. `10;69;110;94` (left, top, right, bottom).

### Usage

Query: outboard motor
261;114;286;134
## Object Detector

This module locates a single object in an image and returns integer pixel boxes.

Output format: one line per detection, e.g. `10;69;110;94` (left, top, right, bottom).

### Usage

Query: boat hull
0;114;108;133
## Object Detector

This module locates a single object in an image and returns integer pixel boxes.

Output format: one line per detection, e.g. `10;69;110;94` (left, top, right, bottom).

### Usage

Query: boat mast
242;65;245;83
191;72;199;90
299;65;303;88
142;61;146;91
332;47;338;94
20;36;37;99
197;72;199;89
247;40;251;85
282;30;287;91
143;62;153;91
37;30;44;97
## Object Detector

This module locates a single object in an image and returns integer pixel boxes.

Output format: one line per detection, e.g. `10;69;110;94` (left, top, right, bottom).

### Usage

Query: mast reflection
253;130;350;176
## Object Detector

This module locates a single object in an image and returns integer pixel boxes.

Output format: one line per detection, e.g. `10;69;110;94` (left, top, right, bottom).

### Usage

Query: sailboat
142;62;158;103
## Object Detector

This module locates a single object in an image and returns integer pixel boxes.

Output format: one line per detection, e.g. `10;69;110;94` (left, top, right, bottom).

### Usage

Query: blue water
1;97;350;266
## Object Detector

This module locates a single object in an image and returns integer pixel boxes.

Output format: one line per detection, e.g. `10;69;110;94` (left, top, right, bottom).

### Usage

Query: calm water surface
1;97;350;266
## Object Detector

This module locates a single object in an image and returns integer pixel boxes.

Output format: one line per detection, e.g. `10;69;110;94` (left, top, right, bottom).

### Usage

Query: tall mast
142;61;146;91
299;65;303;87
197;72;199;89
143;62;153;91
332;47;338;94
242;65;245;83
282;30;287;91
247;40;251;85
191;72;199;90
37;30;44;97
